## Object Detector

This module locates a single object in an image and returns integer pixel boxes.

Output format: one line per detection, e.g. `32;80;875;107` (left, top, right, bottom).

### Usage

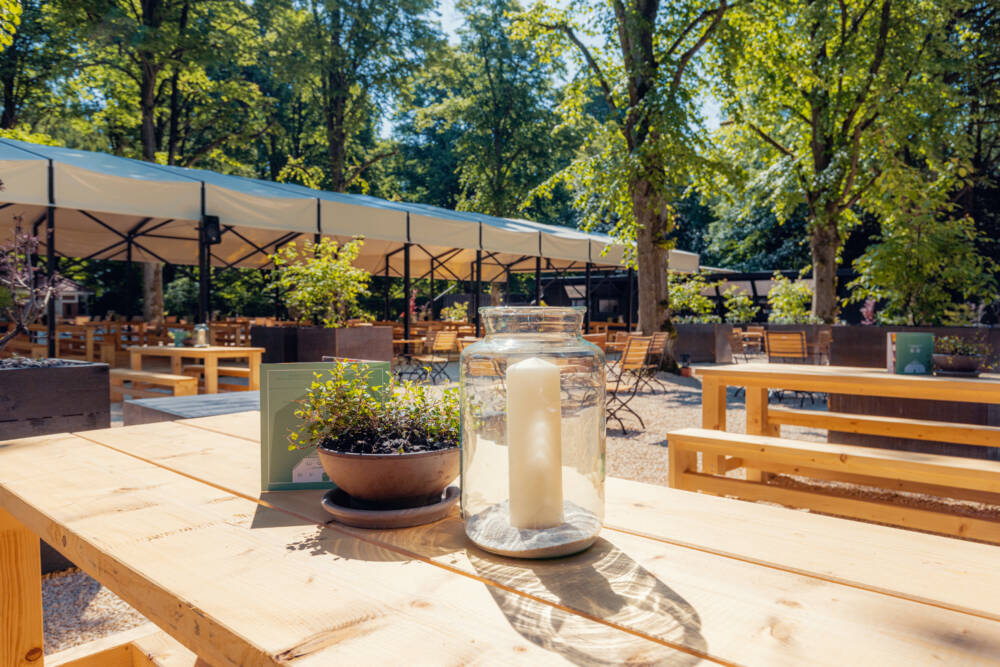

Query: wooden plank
696;363;1000;405
670;428;1000;494
122;413;1000;620
68;420;1000;664
0;507;44;667
0;435;690;667
605;476;1000;621
769;406;1000;448
744;460;1000;506
47;623;160;667
678;470;1000;544
130;629;203;666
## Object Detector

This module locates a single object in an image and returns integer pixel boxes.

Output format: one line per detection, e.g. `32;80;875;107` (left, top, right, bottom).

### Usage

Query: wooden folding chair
605;336;652;432
637;331;670;392
413;330;457;383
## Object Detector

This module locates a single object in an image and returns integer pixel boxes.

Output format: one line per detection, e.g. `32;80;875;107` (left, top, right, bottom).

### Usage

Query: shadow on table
281;512;468;563
469;538;706;666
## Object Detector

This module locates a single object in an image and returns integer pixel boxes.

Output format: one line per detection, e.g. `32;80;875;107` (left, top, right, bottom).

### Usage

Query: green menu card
886;332;934;375
260;360;391;491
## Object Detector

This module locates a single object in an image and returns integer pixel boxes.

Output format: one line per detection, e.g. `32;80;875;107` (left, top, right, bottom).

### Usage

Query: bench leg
745;387;778;482
668;442;698;489
0;508;44;666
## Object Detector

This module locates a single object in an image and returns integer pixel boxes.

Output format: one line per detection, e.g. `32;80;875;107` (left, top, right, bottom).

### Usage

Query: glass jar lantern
460;307;605;558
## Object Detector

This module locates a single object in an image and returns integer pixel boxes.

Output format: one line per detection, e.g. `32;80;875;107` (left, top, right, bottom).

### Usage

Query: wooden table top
698;363;1000;403
128;345;265;355
3;412;1000;664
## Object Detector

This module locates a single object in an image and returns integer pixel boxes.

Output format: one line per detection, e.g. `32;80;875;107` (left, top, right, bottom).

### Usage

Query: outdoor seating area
2;0;1000;662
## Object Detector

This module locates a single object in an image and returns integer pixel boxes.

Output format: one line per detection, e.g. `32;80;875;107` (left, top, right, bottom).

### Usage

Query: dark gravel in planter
0;357;70;369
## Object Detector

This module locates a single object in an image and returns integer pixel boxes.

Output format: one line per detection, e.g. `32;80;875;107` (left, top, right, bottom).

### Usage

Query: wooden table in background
3;412;1000;665
128;345;264;394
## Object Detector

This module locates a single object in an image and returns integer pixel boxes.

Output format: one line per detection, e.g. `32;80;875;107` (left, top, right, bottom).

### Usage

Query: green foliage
767;273;820;324
270;237;371;327
847;159;997;326
669;272;720;324
722;285;759;324
288;362;459;452
706;0;963;321
935;335;988;358
439;301;468;323
164;276;198;319
0;0;21;53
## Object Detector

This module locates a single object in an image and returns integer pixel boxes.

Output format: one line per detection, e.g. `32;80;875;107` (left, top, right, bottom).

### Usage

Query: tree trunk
810;215;840;323
631;176;675;366
139;61;158;161
142;262;164;332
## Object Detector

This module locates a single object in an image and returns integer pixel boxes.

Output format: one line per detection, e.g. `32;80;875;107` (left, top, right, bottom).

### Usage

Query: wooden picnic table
696;363;1000;433
128;345;264;394
3;413;1000;665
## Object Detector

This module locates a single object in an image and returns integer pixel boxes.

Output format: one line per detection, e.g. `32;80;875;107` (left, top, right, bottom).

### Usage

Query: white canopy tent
0;138;700;345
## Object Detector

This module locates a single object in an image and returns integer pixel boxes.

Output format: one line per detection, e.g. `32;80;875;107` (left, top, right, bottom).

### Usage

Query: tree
415;0;572;218
847;159;997;325
514;0;735;346
293;0;438;192
0;1;63;129
709;0;960;322
0;0;20;54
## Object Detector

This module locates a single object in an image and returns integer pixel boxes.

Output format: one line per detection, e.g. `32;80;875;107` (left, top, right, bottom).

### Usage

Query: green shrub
722;285;759;324
270;237;372;327
670;272;721;323
767;273;820;324
440;301;468;322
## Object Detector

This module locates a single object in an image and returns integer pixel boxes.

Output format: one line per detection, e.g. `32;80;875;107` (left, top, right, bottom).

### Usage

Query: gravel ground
44;369;1000;654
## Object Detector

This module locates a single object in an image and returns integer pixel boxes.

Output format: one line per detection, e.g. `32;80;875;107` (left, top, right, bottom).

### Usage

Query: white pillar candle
506;356;563;529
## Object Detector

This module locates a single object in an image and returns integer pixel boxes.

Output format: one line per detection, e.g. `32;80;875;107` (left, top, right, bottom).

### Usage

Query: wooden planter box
251;326;393;363
0;360;110;572
673;323;733;363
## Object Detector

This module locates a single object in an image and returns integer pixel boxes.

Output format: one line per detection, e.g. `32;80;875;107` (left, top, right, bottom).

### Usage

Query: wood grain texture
1;435;695;667
769;406;1000;448
0;507;43;667
668;428;1000;543
65;417;1000;665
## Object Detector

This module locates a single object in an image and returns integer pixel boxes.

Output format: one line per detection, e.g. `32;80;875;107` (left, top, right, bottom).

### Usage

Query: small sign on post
886;332;934;375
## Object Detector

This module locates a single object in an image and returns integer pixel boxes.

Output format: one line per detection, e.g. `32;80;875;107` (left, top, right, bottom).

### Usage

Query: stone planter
0;360;110;572
673;323;733;363
251;325;393;363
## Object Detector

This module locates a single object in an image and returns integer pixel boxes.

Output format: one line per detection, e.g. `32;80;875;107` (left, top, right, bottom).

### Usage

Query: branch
839;0;891;137
180;119;276;167
344;148;398;187
670;0;730;95
746;121;796;157
537;20;620;118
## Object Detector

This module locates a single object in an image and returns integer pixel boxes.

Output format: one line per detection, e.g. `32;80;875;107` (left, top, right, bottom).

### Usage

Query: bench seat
181;363;250;378
110;369;197;401
668;427;1000;543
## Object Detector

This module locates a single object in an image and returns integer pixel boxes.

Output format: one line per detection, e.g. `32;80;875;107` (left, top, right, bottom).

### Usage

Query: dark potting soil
319;429;457;455
0;357;69;370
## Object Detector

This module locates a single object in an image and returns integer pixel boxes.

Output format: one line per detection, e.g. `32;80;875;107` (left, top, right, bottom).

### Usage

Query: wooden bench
1;336;46;359
181;363;251;391
110;368;197;401
47;623;199;666
668;427;1000;543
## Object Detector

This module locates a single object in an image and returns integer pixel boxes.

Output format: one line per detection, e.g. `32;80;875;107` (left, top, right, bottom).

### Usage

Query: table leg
701;378;728;474
745;386;778;482
130;350;142;371
248;352;261;391
171;355;183;375
0;508;44;666
203;356;218;394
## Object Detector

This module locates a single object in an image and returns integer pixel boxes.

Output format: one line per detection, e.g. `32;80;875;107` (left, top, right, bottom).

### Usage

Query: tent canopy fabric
0;138;699;280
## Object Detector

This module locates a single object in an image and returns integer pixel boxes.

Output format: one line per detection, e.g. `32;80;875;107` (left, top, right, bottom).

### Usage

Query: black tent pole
46;159;56;357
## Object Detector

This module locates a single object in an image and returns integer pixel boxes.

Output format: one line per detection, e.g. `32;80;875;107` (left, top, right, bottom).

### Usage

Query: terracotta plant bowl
317;446;460;509
932;353;985;377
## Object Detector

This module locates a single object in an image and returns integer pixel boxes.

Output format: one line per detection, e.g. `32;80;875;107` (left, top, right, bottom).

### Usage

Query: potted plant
251;237;393;362
288;362;459;508
933;335;989;377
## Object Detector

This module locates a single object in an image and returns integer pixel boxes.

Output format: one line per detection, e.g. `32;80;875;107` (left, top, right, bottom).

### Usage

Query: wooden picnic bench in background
4;412;1000;664
109;368;198;400
670;363;1000;542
